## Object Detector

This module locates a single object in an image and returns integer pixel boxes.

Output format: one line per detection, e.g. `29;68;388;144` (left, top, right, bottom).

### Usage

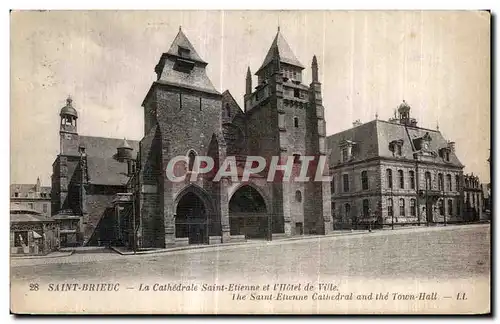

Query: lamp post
391;183;394;230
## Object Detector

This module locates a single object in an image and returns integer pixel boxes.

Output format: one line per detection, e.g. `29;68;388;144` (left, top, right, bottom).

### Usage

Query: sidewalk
111;229;369;255
10;250;73;260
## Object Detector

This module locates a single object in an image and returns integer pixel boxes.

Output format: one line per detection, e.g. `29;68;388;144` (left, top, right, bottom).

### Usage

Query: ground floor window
447;199;453;216
410;199;416;216
14;231;28;247
399;198;405;216
387;198;393;217
362;199;370;217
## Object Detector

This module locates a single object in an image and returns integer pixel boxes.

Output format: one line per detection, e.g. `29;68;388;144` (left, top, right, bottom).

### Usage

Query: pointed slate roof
257;29;304;73
166;28;207;64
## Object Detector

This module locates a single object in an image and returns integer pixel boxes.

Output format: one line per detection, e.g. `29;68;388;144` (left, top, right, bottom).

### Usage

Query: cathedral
51;27;332;248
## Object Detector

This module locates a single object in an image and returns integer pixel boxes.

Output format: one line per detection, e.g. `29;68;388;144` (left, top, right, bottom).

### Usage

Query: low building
10;204;59;256
463;173;482;221
10;178;51;217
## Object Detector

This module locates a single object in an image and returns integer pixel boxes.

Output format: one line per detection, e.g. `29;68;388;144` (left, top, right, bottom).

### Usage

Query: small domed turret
60;96;78;135
117;138;133;161
60;97;78;118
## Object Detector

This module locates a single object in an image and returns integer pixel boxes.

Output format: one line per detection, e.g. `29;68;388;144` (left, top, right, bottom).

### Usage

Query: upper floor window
386;169;393;189
446;174;452;191
330;176;335;194
43;204;48;213
294;89;300;98
455;175;460;191
14;192;19;198
361;171;369;190
425;172;432;190
398;170;404;189
438;173;444;191
409;171;415;189
188;150;197;171
343;174;349;192
225;103;231;118
294;117;299;128
28;203;34;210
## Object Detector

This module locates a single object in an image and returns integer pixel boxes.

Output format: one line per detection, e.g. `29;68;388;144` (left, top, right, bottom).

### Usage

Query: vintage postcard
9;10;491;314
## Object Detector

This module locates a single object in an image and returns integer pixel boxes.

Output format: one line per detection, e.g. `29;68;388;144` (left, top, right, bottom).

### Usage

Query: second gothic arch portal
229;185;269;239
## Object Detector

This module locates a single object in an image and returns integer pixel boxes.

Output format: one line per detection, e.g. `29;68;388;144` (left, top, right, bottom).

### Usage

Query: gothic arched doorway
229;185;268;239
176;192;209;244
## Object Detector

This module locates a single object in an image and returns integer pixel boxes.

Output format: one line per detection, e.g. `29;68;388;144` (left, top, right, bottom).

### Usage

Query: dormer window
389;139;404;157
439;147;451;162
339;139;356;163
178;46;191;58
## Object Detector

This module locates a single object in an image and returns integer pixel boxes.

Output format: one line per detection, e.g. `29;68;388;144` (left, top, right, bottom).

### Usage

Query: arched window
398;170;404;189
438;173;444;191
425;172;432;190
410;199;416;216
447;199;453;216
361;171;368;190
294;117;299;128
225;103;231;118
387;198;393;216
330;176;335;194
386;169;393;189
188;150;197;171
362;199;370;217
409;170;415;189
399;198;405;216
446;174;452;191
295;190;302;202
343;174;349;192
345;203;351;217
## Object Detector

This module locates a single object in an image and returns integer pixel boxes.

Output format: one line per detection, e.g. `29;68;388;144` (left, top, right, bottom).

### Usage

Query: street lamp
391;183;394;230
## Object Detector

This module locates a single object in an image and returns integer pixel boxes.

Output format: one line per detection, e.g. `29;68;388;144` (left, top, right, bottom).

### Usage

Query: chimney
352;119;362;128
448;141;456;153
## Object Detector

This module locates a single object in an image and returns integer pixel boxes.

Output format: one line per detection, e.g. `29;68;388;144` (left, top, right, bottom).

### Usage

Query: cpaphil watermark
165;155;332;183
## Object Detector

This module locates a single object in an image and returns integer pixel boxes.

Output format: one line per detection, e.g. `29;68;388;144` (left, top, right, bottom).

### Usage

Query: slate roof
78;136;139;160
61;136;139;187
10;204;53;223
257;30;305;73
166;28;207;64
327;119;464;167
10;184;51;198
86;156;130;186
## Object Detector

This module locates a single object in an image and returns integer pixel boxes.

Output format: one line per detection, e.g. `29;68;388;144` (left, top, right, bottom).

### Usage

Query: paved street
11;224;490;283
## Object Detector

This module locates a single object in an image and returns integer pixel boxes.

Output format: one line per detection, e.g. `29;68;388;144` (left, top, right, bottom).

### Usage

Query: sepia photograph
9;9;491;314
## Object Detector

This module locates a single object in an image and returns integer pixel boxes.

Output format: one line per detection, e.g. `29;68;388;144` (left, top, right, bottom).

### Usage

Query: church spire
311;55;319;83
245;66;252;95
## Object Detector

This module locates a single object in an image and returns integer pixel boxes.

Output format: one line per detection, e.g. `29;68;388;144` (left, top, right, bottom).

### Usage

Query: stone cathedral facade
51;28;332;248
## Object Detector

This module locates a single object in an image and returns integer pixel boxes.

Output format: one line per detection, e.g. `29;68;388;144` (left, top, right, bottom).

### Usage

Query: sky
10;10;491;185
